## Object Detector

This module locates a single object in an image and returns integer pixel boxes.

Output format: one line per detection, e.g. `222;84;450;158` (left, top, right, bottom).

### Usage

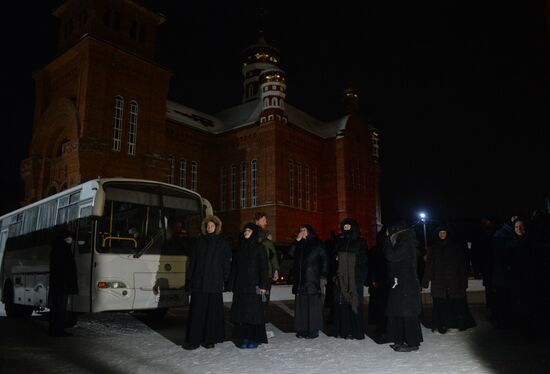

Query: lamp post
419;212;428;252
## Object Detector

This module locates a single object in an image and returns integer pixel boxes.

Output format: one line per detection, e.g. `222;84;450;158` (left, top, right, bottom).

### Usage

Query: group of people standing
182;213;478;352
183;213;278;350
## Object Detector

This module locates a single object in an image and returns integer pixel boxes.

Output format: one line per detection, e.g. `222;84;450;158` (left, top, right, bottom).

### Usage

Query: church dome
241;34;281;68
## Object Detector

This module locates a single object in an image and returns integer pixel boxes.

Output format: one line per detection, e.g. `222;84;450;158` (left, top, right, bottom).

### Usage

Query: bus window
98;199;201;255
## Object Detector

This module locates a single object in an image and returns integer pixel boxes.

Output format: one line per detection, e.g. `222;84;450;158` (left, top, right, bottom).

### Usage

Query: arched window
179;159;186;187
127;100;138;155
168;156;175;184
297;163;303;208
305;166;310;210
231;164;237;209
251;159;257;207
264;98;269;108
112;95;124;151
271;97;278;107
220;166;227;210
289;160;294;206
191;161;198;191
240;161;247;208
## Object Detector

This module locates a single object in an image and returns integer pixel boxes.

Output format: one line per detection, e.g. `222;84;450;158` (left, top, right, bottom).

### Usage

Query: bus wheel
4;283;33;319
146;308;168;319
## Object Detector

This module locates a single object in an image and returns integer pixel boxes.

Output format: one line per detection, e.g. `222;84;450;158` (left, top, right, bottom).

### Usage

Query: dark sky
2;1;550;226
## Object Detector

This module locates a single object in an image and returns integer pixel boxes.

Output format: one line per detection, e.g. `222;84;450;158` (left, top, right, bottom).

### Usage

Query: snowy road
1;301;549;374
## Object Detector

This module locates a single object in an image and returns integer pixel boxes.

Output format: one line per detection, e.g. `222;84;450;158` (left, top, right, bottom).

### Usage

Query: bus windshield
97;183;201;255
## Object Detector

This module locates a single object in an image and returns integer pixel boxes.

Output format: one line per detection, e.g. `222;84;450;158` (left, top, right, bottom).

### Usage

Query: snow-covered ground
1;289;549;374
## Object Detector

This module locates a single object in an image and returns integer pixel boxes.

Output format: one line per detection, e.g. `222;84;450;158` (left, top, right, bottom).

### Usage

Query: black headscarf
340;218;360;240
299;224;318;239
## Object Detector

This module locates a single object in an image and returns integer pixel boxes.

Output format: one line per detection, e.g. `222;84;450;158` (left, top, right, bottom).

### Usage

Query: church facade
20;0;381;245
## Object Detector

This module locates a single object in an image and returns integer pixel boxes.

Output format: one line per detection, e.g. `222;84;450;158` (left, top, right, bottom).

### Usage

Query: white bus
0;178;212;319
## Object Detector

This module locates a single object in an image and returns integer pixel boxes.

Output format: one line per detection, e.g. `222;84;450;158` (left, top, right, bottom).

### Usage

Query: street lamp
419;212;428;252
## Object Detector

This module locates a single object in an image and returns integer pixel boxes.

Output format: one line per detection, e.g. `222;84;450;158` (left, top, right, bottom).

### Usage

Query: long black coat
333;225;368;302
383;229;421;317
49;238;78;295
290;234;327;295
186;233;232;293
229;236;269;325
422;238;468;298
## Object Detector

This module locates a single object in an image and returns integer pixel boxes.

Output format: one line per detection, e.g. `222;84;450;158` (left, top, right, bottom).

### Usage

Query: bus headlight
97;281;127;289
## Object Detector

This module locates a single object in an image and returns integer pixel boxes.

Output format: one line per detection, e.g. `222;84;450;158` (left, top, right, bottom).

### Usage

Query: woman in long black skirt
229;223;269;349
332;218;368;339
422;226;476;334
290;224;327;339
384;222;424;352
183;215;231;350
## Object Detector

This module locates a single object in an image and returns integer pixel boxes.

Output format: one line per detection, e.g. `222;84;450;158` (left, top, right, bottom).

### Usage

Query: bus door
71;216;95;313
0;229;8;300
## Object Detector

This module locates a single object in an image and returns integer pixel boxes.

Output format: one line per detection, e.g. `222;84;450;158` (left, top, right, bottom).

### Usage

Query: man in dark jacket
289;224;327;339
49;226;78;337
383;222;423;352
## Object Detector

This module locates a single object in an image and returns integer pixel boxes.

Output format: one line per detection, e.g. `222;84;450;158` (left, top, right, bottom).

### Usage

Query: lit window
251;159;257;207
240;161;247;208
191;161;198;191
168;156;175;184
127;100;138;155
179;159;186;187
112;95;123;151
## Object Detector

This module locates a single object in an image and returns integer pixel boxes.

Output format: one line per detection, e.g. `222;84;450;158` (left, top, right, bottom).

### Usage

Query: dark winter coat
492;223;515;287
383;228;421;317
290;225;327;295
422;233;468;299
333;218;368;305
229;224;269;325
186;234;232;294
49;236;79;295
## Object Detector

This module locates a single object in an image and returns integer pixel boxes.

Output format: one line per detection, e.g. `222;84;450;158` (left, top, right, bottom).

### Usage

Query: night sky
2;1;550;229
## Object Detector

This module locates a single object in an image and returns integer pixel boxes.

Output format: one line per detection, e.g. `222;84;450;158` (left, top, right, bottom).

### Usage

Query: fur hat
201;215;222;235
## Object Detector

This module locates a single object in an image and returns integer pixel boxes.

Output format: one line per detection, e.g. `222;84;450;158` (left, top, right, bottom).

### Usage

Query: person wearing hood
49;226;79;337
289;224;327;339
183;215;231;350
422;226;476;334
228;223;269;349
332;218;368;339
383;221;423;352
491;215;519;327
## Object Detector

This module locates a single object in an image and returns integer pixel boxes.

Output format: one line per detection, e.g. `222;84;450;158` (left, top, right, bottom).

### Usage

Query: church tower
241;34;281;103
21;0;172;204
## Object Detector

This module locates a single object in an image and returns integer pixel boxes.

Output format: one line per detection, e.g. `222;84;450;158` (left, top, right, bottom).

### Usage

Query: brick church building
20;0;381;245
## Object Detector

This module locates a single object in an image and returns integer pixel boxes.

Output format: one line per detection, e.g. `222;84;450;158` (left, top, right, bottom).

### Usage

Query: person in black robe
289;224;327;339
367;225;389;336
229;223;269;349
49;226;79;337
422;226;476;334
383;222;423;352
332;218;368;339
183;215;231;350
